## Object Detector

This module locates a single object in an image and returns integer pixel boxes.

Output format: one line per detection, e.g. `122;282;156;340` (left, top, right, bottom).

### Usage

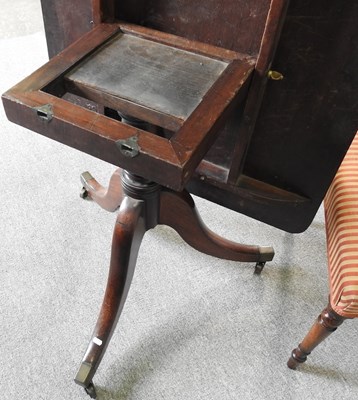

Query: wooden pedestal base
74;168;274;397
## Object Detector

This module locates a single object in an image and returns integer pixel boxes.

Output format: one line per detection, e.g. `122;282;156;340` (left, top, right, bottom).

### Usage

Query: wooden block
65;33;229;129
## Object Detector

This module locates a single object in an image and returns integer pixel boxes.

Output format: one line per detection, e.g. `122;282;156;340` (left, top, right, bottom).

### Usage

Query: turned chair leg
287;303;346;370
159;188;274;270
74;196;146;397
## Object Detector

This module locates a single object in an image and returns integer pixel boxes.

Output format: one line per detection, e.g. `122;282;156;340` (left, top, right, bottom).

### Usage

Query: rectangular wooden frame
2;22;255;191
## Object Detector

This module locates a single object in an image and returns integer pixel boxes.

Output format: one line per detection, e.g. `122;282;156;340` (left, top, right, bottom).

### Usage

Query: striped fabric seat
288;135;358;370
325;132;358;318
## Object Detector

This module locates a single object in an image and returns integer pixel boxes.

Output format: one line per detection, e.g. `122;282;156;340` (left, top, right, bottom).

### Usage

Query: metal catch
34;104;53;122
116;136;140;158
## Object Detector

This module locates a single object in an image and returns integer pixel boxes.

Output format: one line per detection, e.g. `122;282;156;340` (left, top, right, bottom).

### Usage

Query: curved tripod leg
159;189;274;268
75;196;146;396
80;168;124;212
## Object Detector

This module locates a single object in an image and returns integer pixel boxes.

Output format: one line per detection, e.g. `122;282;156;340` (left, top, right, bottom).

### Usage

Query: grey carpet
1;2;357;399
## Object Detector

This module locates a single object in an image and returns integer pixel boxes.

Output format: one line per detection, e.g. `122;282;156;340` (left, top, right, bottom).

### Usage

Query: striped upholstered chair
288;132;358;369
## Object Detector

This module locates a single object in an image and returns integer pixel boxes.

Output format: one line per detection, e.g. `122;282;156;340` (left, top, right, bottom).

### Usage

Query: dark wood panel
188;0;358;233
115;0;271;55
40;0;96;57
33;1;358;232
243;0;358;202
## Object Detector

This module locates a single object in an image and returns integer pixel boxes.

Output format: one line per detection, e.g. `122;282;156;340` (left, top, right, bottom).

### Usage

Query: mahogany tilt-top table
2;0;357;397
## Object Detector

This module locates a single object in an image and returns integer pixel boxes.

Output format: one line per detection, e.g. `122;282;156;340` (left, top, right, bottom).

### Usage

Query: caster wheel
254;262;265;275
80;187;89;199
85;381;97;399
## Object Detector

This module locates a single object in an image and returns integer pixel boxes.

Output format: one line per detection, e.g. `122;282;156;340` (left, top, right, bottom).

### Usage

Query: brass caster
85;381;97;399
254;262;265;275
80;187;89;199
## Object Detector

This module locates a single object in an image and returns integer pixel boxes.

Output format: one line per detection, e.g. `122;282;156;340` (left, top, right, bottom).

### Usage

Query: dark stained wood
287;303;346;369
5;1;358;396
228;0;290;183
187;170;313;233
40;0;97;58
115;0;271;56
5;0;358;234
245;0;358;195
159;189;274;263
74;168;273;393
2;23;255;191
100;0;116;22
10;23;121;92
171;59;254;183
238;0;358;231
80;169;123;212
117;21;247;61
75;194;147;391
187;0;358;232
2;88;184;190
39;1;276;197
65;32;230;128
114;1;277;184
